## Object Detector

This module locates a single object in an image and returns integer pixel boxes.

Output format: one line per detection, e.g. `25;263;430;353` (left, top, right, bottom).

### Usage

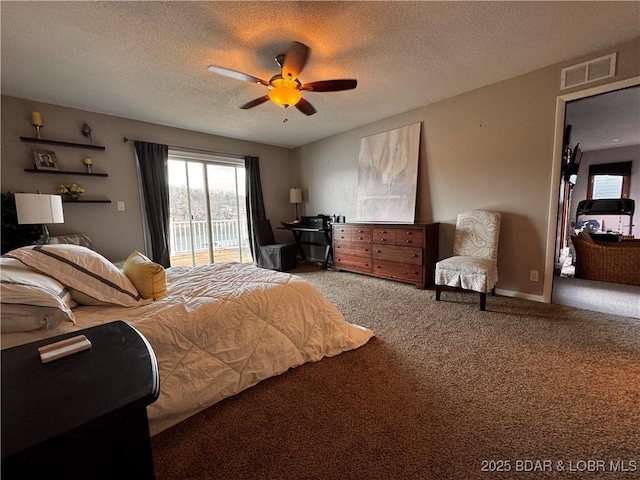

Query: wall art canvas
356;122;420;222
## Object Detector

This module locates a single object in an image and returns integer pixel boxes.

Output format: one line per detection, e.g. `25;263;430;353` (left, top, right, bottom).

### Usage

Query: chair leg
480;292;487;311
435;285;441;301
491;287;496;296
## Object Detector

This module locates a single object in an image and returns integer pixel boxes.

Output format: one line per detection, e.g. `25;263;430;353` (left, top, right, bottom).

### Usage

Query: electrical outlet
530;270;539;282
117;201;125;211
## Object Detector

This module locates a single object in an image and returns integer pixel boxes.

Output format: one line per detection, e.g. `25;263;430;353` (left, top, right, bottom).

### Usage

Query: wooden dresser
333;222;439;289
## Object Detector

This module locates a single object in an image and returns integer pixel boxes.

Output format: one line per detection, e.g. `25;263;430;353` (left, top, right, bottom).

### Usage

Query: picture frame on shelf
32;148;59;171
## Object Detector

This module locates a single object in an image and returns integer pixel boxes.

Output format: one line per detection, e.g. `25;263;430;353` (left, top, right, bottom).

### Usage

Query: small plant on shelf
58;183;85;201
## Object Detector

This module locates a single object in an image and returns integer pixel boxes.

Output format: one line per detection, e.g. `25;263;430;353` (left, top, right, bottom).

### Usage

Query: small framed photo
32;148;59;171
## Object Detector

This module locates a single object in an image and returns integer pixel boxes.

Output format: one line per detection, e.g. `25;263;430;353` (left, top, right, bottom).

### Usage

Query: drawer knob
412;254;418;257
406;231;412;235
358;230;364;233
406;240;411;243
382;238;386;241
376;250;381;253
358;237;363;240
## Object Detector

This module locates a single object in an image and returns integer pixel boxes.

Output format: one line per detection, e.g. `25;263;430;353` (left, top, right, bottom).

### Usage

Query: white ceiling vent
560;53;616;90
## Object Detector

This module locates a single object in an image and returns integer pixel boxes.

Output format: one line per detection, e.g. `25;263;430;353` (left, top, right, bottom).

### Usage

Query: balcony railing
170;219;250;255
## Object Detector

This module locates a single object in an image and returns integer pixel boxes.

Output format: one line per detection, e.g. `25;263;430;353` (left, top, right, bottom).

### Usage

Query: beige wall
292;38;640;299
1;96;293;261
3;37;637;298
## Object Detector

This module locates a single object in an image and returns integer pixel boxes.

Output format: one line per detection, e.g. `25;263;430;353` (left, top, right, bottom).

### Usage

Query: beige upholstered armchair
435;210;501;311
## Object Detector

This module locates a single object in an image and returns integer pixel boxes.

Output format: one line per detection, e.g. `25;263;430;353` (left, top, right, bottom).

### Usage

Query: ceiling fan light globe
268;86;301;108
268;76;302;107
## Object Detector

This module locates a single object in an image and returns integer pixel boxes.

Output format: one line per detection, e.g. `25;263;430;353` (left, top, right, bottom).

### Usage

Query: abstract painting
356;123;420;222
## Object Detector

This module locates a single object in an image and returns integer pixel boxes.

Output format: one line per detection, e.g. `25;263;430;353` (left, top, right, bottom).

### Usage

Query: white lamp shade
289;188;302;204
15;193;64;225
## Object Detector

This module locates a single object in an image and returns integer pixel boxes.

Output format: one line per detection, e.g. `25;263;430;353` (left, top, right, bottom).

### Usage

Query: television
563;143;583;183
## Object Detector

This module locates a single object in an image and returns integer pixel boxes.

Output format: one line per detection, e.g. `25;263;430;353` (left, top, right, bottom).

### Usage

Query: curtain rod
122;136;245;160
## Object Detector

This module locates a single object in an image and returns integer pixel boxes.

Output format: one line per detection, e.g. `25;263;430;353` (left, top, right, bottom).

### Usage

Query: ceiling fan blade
207;65;268;86
282;42;310;79
240;95;270;109
295;97;317;116
301;79;358;92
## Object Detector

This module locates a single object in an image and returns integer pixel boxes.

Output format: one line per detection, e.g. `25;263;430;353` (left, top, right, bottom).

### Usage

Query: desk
281;226;333;269
1;321;160;480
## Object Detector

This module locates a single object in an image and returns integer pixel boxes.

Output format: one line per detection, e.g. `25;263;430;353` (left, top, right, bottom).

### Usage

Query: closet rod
122;136;245;160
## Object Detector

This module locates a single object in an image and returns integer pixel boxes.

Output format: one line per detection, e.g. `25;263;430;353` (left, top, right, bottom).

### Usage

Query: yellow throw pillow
123;250;167;300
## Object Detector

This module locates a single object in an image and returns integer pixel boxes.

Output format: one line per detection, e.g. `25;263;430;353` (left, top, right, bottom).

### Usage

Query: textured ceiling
566;86;640;151
1;1;639;148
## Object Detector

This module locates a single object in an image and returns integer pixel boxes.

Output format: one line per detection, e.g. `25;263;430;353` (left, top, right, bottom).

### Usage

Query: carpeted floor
152;265;640;479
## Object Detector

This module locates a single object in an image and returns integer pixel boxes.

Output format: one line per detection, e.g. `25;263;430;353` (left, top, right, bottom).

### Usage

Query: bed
1;244;374;435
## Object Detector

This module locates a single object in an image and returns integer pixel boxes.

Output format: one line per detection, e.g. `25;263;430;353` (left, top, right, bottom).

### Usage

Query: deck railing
170;219;250;255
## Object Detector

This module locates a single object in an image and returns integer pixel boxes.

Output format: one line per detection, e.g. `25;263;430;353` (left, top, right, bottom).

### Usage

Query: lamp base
36;225;51;245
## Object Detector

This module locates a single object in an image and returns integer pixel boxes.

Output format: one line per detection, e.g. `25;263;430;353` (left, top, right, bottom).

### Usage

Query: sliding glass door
168;151;251;267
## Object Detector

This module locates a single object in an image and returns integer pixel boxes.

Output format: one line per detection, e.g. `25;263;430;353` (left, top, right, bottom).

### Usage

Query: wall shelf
24;169;108;177
20;137;106;151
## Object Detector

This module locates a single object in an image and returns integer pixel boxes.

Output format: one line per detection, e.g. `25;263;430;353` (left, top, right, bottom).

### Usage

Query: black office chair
253;219;297;272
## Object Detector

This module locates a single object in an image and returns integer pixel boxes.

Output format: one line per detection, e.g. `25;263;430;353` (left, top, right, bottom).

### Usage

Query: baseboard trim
495;288;544;303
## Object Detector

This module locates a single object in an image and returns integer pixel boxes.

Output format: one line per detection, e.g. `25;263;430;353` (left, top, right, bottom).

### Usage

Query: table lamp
14;193;64;244
289;188;302;220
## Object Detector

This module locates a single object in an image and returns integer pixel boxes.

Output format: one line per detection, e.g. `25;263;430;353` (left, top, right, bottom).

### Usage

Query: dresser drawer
372;228;396;245
333;226;351;242
373;245;422;265
335;254;373;273
347;226;371;244
393;228;424;246
334;240;371;259
334;226;372;242
373;260;423;283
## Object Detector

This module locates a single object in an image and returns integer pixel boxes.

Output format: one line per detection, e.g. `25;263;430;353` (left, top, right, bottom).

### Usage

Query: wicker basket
570;235;640;286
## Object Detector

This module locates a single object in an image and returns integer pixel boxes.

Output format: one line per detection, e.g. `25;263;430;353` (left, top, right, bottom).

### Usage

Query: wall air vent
560;52;617;90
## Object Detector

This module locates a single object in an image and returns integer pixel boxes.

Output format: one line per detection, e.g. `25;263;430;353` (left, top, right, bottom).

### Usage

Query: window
168;149;252;267
587;161;631;200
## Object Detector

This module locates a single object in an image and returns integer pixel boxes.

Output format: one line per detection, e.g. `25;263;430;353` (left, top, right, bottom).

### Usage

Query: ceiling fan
207;41;357;116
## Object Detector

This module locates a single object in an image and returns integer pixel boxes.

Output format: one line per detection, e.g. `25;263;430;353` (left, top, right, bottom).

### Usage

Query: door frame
542;75;640;302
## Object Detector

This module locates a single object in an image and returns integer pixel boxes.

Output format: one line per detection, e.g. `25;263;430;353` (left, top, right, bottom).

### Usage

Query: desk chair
253;219;297;272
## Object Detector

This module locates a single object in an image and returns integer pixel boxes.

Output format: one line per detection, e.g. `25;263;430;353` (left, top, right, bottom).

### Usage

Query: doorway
544;77;640;317
167;150;252;267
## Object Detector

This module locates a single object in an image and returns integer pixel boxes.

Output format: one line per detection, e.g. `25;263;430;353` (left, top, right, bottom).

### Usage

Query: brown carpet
152;265;640;479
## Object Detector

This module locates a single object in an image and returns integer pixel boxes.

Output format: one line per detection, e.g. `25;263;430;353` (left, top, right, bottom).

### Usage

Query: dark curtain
133;141;171;267
244;156;266;264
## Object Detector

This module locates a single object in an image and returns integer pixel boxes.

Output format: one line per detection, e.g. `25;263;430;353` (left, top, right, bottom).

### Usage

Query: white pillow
6;245;150;307
1;304;71;333
0;257;76;332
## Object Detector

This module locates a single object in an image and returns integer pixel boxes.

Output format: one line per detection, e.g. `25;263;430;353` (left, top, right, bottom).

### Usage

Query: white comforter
1;263;373;434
